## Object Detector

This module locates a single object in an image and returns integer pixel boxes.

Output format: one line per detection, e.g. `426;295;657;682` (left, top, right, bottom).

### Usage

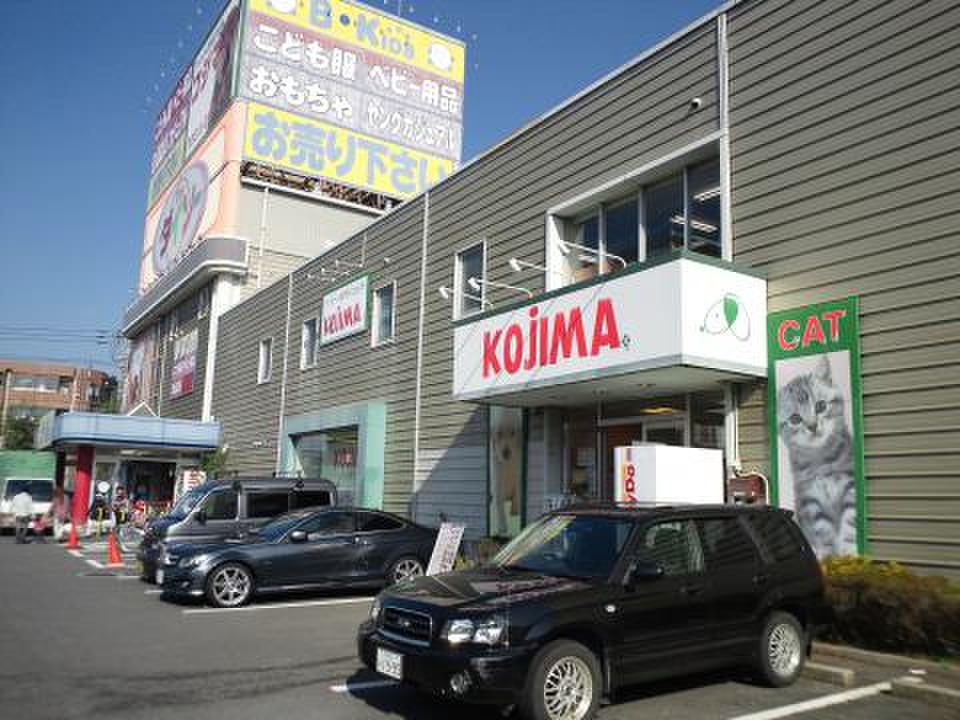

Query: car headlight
473;616;507;645
441;616;507;646
178;555;207;569
370;597;381;622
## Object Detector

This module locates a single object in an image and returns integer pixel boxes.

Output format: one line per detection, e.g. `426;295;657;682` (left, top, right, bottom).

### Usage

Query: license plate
156;568;164;585
375;647;402;680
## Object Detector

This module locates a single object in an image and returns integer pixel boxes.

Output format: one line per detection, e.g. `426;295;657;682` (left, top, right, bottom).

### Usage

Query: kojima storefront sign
453;257;768;400
321;275;369;344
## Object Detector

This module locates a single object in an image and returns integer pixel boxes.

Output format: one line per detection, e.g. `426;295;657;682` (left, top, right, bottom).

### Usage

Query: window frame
257;337;274;384
298;509;357;541
356;510;406;534
198;489;239;522
696;515;761;572
634;517;706;577
452;239;487;320
300;317;319;369
567;195;645;280
371;280;398;347
545;140;726;290
245;490;292;519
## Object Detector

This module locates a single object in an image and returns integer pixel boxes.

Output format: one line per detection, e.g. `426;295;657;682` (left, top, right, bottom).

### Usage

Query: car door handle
680;583;706;596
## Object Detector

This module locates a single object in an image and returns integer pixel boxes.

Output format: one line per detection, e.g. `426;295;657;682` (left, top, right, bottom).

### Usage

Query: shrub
821;556;960;658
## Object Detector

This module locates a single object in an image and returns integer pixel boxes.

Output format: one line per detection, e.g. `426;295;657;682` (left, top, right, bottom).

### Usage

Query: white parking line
726;681;893;720
182;597;373;615
330;680;395;693
85;558;105;569
144;589;163;595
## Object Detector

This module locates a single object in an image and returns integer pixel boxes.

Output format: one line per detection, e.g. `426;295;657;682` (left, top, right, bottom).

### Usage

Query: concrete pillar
72;445;94;527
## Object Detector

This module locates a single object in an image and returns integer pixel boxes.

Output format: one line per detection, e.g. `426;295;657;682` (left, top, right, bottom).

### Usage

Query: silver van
0;477;55;531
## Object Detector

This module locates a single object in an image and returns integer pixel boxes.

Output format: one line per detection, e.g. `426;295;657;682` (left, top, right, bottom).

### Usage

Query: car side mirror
195;509;207;525
624;559;664;588
289;530;308;544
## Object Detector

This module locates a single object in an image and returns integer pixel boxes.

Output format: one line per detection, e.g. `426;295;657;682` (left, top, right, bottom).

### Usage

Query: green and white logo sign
701;293;751;341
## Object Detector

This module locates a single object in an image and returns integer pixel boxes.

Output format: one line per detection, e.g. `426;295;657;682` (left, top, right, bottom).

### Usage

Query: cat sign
767;297;866;559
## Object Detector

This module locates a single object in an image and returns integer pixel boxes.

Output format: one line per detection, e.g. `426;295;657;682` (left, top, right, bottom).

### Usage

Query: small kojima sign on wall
321;275;369;345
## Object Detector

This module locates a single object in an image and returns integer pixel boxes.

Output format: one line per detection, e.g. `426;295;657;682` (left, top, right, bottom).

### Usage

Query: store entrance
125;460;177;510
600;419;687;499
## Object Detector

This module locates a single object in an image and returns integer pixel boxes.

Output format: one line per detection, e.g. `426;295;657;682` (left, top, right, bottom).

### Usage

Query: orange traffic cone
66;523;81;550
106;531;124;568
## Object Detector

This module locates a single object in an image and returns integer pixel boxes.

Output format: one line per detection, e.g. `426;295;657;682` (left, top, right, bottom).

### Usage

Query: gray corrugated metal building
211;0;960;577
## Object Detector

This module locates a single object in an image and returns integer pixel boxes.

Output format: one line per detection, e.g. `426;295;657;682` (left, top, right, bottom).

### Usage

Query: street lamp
468;276;533;298
557;239;627;269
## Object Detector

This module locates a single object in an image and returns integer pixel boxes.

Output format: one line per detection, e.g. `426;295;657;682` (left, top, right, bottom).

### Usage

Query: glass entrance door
643;419;686;445
293;426;360;504
602;424;643;500
601;418;687;500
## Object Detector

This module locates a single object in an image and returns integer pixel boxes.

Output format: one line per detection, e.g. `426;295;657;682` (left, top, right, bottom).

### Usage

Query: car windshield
166;487;207;520
258;509;317;541
492;514;636;580
3;480;53;502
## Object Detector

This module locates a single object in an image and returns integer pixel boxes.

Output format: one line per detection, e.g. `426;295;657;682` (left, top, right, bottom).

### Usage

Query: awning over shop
36;411;220;453
452;253;767;406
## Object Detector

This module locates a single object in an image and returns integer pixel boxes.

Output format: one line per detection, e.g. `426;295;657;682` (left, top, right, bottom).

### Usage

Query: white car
0;477;54;531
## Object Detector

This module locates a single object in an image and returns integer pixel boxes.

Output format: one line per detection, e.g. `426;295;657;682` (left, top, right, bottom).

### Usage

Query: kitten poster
489;406;525;538
767;298;866;558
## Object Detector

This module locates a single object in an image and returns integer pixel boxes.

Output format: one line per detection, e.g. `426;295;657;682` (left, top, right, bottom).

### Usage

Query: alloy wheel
392;558;424;583
768;621;802;678
211;566;251;607
542;655;593;720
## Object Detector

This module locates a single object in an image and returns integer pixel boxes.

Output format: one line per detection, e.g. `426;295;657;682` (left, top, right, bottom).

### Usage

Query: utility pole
0;368;13;449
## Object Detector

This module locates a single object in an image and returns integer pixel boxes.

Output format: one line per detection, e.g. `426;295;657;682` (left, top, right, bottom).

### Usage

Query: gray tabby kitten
777;355;857;558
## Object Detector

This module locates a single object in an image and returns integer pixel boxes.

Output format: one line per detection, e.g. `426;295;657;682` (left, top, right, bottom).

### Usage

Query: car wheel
756;611;805;687
205;562;254;608
521;639;600;720
388;556;425;585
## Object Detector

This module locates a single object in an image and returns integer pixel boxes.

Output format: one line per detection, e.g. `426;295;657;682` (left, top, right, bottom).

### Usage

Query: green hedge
821;556;960;658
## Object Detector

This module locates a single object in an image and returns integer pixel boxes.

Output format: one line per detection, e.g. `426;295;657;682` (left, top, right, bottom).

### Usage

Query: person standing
112;486;130;527
51;487;70;542
11;487;33;544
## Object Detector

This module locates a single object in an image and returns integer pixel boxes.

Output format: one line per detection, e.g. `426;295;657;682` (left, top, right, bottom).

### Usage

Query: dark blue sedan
157;507;437;607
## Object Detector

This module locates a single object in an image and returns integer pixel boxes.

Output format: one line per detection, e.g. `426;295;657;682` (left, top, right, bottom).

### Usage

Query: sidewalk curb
802;661;856;687
813;642;959;678
890;678;960;710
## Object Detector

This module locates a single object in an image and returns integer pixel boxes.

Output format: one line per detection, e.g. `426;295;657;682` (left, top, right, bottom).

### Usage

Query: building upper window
553;156;722;287
300;318;318;369
372;282;396;346
685;159;722;256
258;338;273;384
12;375;59;393
455;242;486;319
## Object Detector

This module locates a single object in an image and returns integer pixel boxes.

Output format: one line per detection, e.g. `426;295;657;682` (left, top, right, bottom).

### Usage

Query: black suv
358;504;826;720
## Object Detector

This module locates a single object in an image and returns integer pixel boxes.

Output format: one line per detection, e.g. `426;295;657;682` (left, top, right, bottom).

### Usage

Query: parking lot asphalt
0;536;954;720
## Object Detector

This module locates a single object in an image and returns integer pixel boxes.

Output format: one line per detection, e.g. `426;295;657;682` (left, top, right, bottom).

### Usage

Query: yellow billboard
244;101;454;198
248;0;464;84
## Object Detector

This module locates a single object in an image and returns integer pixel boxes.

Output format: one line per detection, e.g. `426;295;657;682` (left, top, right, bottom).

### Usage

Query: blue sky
0;0;720;372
